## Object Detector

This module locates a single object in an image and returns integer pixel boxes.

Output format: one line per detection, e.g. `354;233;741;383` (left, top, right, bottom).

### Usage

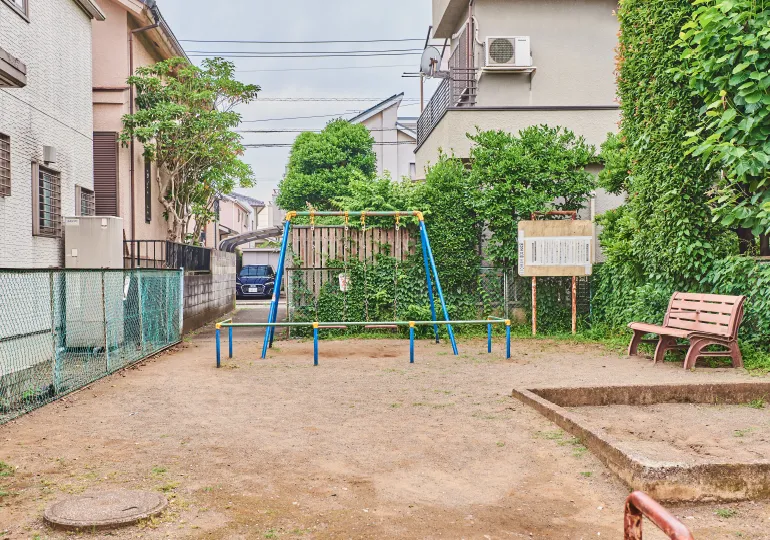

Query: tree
121;57;259;243
468;125;597;267
276;119;377;212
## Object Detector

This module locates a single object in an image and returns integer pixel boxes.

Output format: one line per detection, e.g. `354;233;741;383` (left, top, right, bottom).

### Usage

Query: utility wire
180;38;424;44
187;47;422;55
244;141;415;148
255;97;419;102
240;111;362;123
235;63;414;73
238;128;412;133
187;52;422;58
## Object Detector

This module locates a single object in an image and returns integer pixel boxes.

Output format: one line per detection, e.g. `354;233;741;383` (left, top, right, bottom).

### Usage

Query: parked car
237;265;276;299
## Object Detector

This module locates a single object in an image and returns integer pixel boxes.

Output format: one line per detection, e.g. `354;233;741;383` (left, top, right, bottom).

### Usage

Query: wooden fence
289;226;413;268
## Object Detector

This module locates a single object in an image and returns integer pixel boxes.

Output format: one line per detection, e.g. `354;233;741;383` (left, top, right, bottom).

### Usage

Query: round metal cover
489;38;514;64
44;491;167;530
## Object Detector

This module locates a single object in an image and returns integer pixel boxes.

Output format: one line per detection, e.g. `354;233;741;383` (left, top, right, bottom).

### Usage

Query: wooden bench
628;292;746;370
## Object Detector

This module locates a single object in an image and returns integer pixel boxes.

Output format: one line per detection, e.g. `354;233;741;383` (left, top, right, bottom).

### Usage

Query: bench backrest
663;292;745;340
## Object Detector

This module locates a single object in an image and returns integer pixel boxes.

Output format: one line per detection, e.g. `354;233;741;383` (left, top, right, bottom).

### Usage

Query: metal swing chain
393;213;400;319
361;211;369;322
342;211;349;323
310;210;319;321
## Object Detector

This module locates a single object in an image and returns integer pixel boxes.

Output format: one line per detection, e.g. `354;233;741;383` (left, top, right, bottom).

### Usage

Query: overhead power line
187;52;422;59
236;63;415;73
187;47;422;55
255;97;420;102
180;38;424;44
238;128;412;133
244;141;416;149
240;111;361;123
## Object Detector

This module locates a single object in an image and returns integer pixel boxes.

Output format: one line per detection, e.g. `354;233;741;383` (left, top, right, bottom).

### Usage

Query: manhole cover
44;490;167;530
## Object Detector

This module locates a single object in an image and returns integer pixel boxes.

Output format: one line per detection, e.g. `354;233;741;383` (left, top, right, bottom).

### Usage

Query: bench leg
683;338;706;370
653;336;677;365
628;330;647;357
730;341;744;369
683;339;744;370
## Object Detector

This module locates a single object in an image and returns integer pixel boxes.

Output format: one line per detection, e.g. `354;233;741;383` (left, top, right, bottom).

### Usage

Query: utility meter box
64;216;124;269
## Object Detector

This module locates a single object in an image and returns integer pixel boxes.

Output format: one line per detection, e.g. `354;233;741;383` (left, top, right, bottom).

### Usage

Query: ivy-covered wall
593;0;770;358
593;0;733;329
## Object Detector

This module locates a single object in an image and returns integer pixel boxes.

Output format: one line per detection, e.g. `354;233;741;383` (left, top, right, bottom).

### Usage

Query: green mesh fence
0;269;182;424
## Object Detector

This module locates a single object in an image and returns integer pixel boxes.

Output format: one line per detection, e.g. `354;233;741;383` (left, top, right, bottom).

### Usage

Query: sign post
518;212;594;336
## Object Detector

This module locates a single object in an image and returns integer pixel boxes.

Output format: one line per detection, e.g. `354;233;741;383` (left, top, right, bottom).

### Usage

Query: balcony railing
124;240;212;273
417;68;478;147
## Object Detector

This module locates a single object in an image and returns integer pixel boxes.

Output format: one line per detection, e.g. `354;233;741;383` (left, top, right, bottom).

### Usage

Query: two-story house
91;0;186;258
351;93;418;180
417;0;624;228
0;0;104;268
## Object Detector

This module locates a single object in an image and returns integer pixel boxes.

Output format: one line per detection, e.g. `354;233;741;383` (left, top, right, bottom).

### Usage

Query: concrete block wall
0;0;95;268
183;250;236;333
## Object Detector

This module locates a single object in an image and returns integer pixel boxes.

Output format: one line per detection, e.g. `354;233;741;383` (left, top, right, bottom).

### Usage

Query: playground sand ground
1;331;769;539
569;402;770;464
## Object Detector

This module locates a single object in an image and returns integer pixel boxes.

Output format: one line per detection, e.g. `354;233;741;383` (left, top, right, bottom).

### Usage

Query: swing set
215;210;512;366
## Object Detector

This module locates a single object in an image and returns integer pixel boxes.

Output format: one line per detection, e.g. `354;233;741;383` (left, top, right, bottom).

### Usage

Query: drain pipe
128;3;161;267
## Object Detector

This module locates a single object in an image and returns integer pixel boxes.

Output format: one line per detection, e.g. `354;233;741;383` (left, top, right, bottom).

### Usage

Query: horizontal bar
217;319;512;328
292;211;422;217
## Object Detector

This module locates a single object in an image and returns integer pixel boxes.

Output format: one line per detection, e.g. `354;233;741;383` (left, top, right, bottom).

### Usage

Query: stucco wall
0;0;95;268
183;250;236;333
469;0;619;107
359;105;416;180
92;0;172;244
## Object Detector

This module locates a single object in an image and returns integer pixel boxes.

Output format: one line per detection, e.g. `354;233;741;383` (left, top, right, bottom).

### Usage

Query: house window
0;134;9;197
93;132;118;216
33;165;61;237
2;0;28;18
76;185;95;216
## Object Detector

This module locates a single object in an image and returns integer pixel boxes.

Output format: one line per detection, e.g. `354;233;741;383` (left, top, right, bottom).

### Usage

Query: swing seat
364;324;400;330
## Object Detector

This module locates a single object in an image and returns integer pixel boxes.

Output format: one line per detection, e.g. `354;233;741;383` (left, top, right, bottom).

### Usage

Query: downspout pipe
128;7;161;267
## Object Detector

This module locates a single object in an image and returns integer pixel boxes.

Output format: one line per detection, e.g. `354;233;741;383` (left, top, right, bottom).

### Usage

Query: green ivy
676;0;770;239
594;0;733;328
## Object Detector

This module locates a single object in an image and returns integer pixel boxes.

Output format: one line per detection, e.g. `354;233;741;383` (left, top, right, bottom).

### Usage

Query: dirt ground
571;403;770;464
1;316;770;539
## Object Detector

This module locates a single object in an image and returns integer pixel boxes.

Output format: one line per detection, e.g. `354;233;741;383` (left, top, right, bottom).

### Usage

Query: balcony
417;28;478;149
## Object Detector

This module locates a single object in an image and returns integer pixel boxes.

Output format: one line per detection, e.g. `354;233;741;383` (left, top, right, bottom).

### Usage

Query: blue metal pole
262;222;292;359
487;323;492;354
228;326;233;359
409;323;415;364
313;324;319;367
506;320;511;359
419;223;440;343
216;326;221;368
419;221;458;355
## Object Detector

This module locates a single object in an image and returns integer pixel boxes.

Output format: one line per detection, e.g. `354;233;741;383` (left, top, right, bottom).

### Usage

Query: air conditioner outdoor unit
485;36;532;68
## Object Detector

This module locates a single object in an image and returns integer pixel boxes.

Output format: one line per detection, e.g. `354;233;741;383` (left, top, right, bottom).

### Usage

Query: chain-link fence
285;265;593;333
0;269;182;424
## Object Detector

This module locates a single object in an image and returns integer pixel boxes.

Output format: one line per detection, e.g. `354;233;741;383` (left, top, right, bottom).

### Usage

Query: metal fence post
503;269;509;319
102;271;110;373
49;271;60;392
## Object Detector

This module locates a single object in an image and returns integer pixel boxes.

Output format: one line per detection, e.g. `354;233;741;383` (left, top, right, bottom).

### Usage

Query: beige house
351;93;418;180
0;0;105;268
91;0;186;253
418;0;624;229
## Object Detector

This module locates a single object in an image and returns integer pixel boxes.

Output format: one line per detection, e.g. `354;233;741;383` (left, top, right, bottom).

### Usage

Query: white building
0;0;105;268
350;93;417;181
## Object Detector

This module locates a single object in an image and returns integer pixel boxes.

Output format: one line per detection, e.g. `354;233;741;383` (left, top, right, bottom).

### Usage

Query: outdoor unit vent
485;36;532;68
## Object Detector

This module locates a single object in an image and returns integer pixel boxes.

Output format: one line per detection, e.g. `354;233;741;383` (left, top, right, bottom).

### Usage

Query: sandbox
512;382;770;502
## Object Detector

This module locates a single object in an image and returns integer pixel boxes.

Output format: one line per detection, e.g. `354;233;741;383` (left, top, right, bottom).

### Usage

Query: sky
155;0;442;204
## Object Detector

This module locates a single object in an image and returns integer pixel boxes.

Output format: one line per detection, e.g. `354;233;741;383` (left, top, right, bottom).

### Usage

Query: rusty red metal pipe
624;491;695;540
